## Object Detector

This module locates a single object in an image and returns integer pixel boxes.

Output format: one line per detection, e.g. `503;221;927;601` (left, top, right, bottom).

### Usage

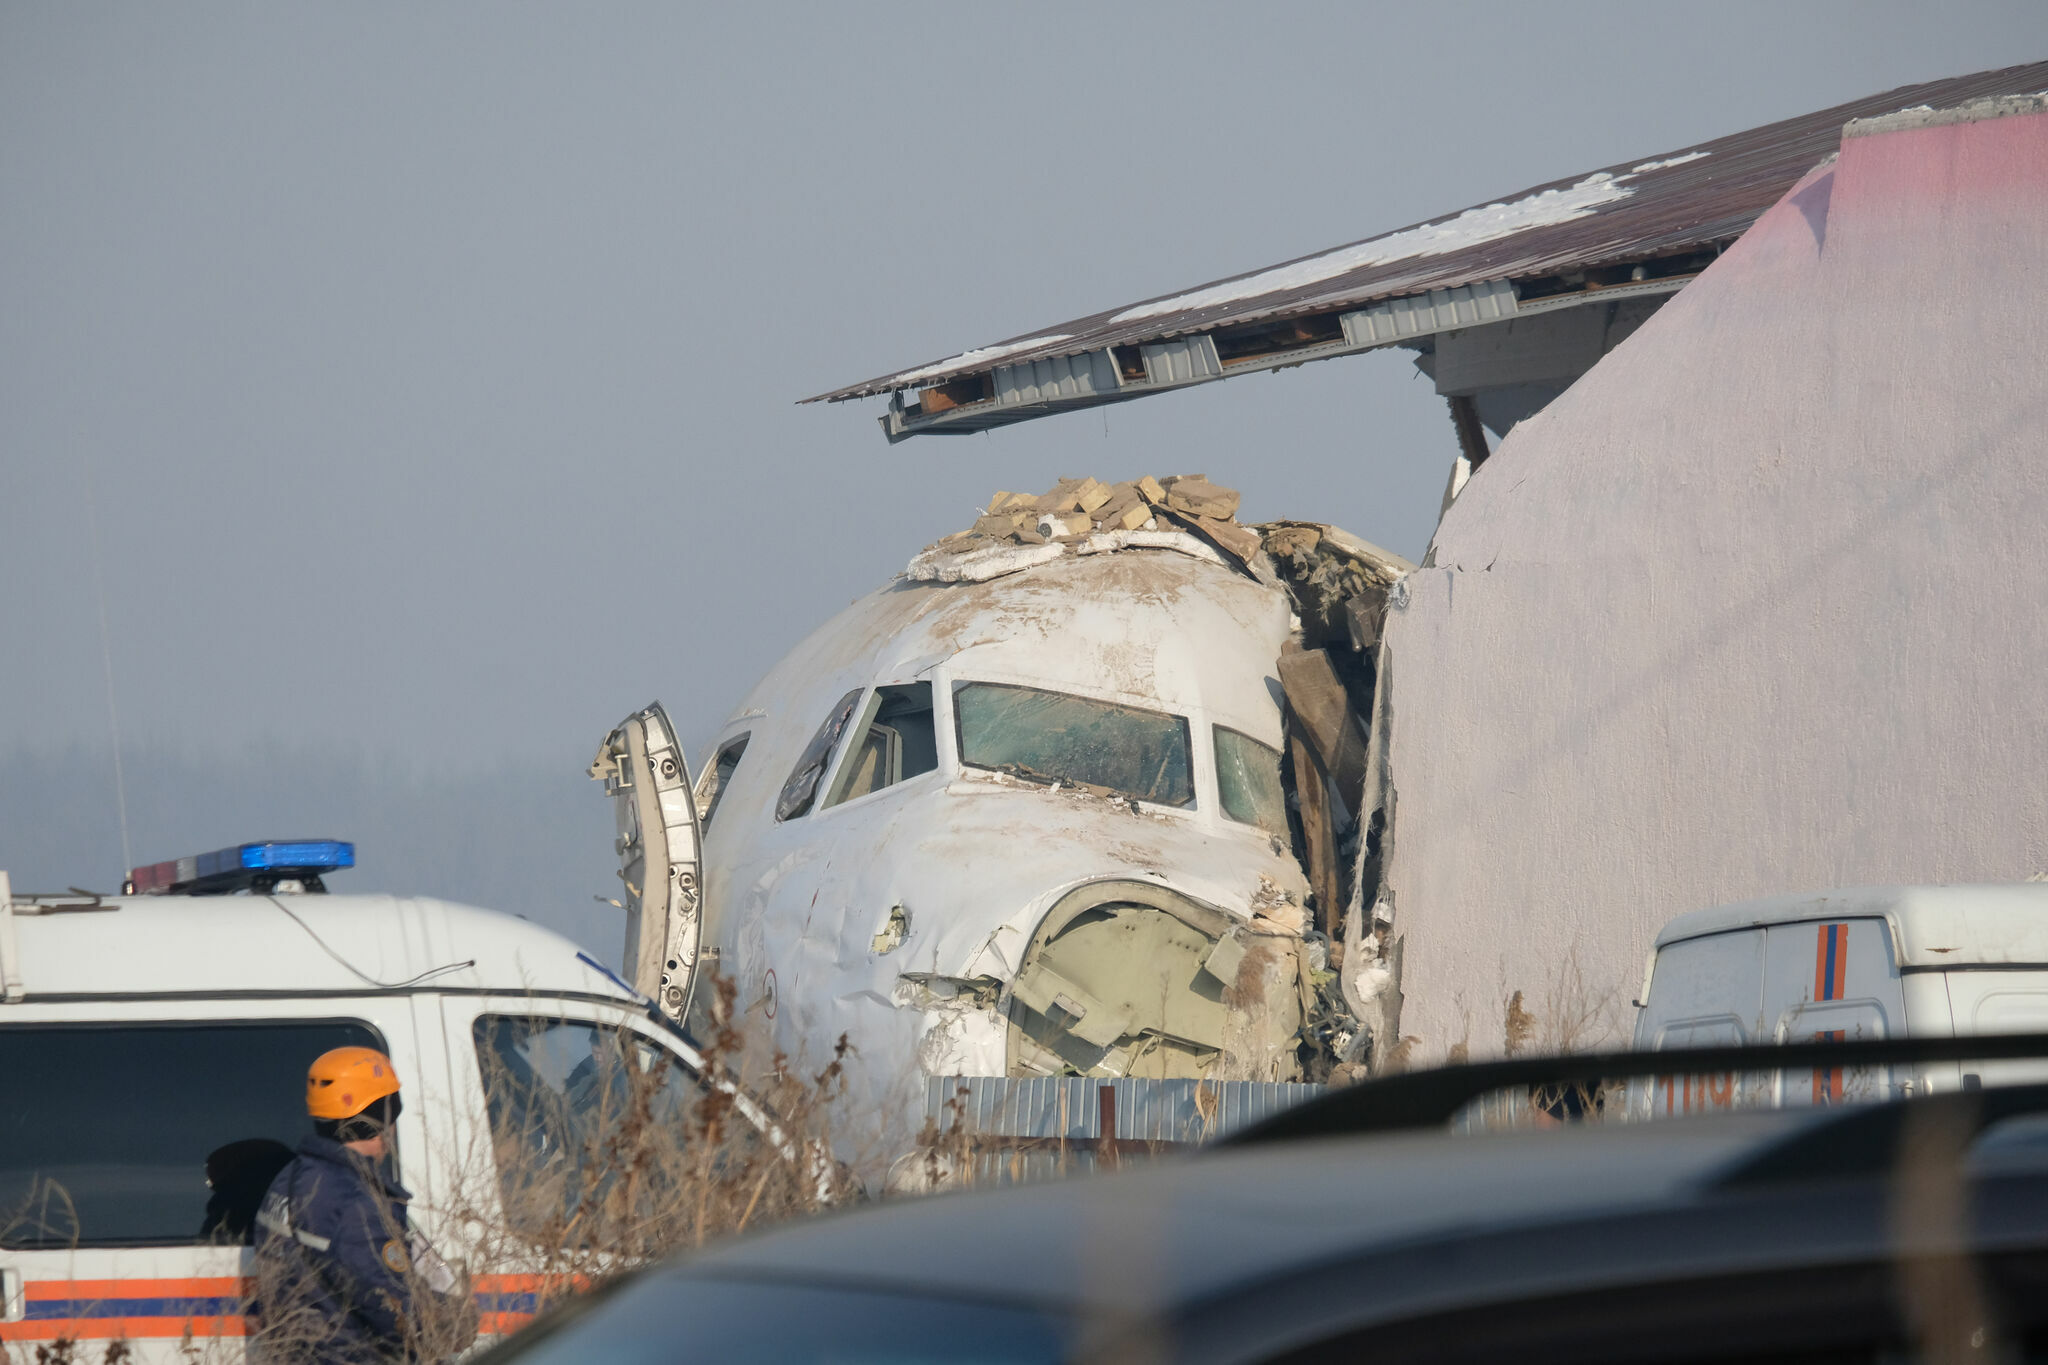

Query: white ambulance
1632;883;2048;1114
0;842;790;1361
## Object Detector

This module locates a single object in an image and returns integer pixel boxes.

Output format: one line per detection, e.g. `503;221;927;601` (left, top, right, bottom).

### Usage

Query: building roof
809;60;2048;441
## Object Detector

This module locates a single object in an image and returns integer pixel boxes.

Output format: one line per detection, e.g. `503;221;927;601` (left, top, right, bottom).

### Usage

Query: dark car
479;1034;2048;1364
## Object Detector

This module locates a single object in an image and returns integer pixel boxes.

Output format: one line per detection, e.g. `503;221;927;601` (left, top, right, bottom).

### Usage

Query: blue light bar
129;838;357;894
239;840;355;871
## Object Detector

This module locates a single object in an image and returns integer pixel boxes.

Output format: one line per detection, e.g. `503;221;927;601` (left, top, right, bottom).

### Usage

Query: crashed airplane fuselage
596;489;1407;1128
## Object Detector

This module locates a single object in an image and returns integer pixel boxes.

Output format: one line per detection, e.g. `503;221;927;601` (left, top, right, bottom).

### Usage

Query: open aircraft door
589;702;704;1024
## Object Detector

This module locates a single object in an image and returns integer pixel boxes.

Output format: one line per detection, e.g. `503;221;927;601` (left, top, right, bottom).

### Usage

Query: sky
3;1;2044;951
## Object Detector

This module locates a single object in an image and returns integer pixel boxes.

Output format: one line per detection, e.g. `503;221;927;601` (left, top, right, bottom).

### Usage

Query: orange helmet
306;1046;402;1120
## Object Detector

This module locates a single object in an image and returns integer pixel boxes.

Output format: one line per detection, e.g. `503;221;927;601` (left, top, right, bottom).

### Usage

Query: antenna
80;454;132;877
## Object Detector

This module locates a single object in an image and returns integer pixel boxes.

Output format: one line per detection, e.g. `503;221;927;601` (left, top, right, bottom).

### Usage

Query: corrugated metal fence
916;1075;1325;1183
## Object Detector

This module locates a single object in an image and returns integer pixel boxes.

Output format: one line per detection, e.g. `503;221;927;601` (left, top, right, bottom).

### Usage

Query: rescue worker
250;1047;472;1363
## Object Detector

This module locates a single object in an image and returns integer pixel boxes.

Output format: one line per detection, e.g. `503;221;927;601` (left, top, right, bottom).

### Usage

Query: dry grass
1501;990;1535;1057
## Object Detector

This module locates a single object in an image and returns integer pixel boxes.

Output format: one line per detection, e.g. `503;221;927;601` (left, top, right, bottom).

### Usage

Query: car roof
1653;882;2048;967
7;892;640;1003
681;1113;1797;1313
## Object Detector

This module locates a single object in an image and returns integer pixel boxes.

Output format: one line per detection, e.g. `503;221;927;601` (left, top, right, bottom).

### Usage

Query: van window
472;1016;710;1246
0;1020;382;1248
696;733;750;830
954;681;1194;808
776;689;865;821
1214;727;1286;836
824;683;938;808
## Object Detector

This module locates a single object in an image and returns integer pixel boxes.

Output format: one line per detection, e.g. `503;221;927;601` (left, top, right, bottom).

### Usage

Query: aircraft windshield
953;681;1193;807
1214;726;1287;837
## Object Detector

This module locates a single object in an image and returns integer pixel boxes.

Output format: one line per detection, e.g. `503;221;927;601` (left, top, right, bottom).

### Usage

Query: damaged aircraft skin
594;510;1408;1136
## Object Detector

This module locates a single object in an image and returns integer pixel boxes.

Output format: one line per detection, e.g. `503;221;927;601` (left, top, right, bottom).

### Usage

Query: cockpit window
824;683;938;809
953;681;1193;808
1214;727;1287;837
696;733;749;830
777;690;864;821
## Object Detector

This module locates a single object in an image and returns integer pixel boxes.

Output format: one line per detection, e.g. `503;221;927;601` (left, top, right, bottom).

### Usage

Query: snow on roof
889;334;1076;385
1108;171;1640;326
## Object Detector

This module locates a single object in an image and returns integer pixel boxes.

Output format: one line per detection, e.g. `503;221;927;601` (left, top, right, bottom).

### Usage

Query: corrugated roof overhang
805;60;2048;442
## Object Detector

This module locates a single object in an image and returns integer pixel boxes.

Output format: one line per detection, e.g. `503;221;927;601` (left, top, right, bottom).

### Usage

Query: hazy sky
4;2;2044;931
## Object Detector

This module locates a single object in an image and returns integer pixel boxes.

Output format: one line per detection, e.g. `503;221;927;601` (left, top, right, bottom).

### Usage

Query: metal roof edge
1846;90;2048;138
803;59;2048;424
866;277;1536;439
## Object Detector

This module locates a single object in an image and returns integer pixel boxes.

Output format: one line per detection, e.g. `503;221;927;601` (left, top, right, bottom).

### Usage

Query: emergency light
127;840;355;896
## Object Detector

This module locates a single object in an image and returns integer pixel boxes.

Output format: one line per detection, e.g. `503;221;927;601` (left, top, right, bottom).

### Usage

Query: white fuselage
686;547;1314;1139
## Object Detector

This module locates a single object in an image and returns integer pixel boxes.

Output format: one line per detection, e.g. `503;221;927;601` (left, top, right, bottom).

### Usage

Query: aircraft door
590;703;704;1023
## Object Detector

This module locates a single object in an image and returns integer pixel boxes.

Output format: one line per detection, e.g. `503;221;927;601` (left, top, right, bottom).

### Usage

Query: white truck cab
0;847;744;1360
1633;883;2048;1113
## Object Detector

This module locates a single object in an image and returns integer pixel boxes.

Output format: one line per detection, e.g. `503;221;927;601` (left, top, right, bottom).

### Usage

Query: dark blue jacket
251;1136;418;1364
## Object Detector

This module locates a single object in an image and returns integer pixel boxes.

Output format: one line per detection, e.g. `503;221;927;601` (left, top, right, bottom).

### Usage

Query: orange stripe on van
2;1273;566;1344
1;1316;246;1342
25;1277;249;1300
479;1311;536;1334
1812;922;1848;1002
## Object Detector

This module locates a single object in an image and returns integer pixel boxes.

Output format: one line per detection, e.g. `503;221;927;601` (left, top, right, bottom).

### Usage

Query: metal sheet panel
922;1074;1324;1143
1141;334;1223;386
993;349;1119;405
1342;279;1518;347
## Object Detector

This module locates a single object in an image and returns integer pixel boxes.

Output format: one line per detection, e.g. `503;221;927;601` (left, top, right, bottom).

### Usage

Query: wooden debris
1091;483;1144;531
1037;510;1092;538
1035;482;1084;513
1277;648;1369;812
1182;513;1263;565
1263;524;1322;560
1164;476;1240;520
941;472;1257;557
1287;726;1342;937
1343;593;1386;652
1111;501;1152;532
973;511;1031;537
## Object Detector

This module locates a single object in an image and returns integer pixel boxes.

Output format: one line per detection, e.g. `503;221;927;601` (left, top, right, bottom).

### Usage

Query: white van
1632;883;2048;1114
0;855;775;1361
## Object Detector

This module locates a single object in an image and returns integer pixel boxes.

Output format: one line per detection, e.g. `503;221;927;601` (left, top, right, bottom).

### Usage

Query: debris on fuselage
912;475;1408;596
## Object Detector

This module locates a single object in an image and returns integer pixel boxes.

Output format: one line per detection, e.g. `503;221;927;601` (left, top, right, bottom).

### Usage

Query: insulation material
1369;96;2048;1065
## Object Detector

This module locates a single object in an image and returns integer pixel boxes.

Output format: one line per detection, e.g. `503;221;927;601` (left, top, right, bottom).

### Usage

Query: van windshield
953;681;1193;807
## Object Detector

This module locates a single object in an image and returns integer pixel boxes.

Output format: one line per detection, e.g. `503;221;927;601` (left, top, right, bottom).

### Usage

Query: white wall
1375;100;2048;1061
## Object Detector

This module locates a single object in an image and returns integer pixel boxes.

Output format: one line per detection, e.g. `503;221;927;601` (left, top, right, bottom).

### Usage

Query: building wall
1375;101;2048;1061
